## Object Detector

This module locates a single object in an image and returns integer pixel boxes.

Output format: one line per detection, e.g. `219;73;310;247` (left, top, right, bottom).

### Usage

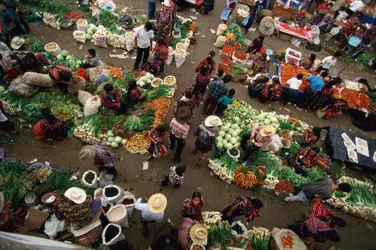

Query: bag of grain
22;72;53;87
116;191;136;217
83;95;101;116
102;223;125;246
81;170;98;188
78;90;93;105
106;204;129;228
103;184;123;204
216;23;228;36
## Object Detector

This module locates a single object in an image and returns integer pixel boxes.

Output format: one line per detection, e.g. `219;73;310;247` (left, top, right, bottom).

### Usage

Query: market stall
274;19;312;44
325;127;376;170
207;100;376;222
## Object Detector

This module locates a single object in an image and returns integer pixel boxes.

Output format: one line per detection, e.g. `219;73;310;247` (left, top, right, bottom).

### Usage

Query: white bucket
77;19;88;32
106;204;129;228
336;11;348;21
102;223;125;246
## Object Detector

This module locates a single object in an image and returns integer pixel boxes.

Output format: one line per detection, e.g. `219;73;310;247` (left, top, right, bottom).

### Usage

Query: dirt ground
2;0;376;249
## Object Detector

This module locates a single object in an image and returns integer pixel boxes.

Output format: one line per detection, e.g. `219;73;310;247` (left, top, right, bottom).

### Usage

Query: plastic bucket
76;68;87;79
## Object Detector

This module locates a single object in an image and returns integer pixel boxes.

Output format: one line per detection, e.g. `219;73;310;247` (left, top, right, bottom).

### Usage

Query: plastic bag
78;90;93;105
83;95;102;116
94;31;107;48
68;75;87;94
166;47;174;65
230;221;248;237
96;74;109;84
44;214;65;238
174;50;187;68
81;170;98;188
214;36;226;48
106;204;129;228
116;191;136;217
103;184;123;204
216;23;227;36
271;228;307;250
125;32;135;51
9;77;39;97
22;72;53;87
102;223;125;246
86;67;111;83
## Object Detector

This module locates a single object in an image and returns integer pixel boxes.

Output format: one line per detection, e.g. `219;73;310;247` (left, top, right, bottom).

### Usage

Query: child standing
215;89;235;116
161;165;186;189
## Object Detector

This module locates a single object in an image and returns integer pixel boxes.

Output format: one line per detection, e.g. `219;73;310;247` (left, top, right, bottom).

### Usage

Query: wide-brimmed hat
10;36;25;50
148;193;167;213
259;125;276;137
64;187;87;204
162;0;172;7
79;145;96;162
189;224;208;245
0;192;4;212
175;106;192;123
204;115;222;127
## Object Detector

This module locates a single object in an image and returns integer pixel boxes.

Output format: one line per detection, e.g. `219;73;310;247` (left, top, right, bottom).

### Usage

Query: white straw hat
189;224;208;245
148;193;167;213
259;125;276;137
10;36;25;50
64;187;87;204
79;145;96;162
204;115;222;127
162;0;172;7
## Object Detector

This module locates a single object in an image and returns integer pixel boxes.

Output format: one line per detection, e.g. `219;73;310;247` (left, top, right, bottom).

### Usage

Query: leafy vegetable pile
124;109;155;133
20;35;44;52
207;221;236;249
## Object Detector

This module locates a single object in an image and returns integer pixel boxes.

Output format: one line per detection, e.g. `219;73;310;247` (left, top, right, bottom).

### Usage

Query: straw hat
175;106;192;123
259;125;276;137
0;192;4;212
10;36;25;50
204;115;222;127
189;224;208;245
64;187;87;204
79;145;96;162
148;193;167;213
162;0;172;7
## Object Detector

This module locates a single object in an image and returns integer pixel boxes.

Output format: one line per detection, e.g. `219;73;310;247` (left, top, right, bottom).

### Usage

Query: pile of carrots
280;64;310;91
189;22;197;31
108;66;124;79
234;166;258;189
279;22;310;38
144;97;172;127
274;181;295;194
333;88;371;112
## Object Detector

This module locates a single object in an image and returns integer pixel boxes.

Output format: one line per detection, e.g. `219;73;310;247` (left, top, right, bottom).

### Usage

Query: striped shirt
305;216;332;235
170;117;189;139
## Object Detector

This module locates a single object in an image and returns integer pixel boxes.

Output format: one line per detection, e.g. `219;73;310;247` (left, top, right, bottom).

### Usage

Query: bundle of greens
99;9;119;28
251;151;281;177
124;109;155;133
248;227;271;250
145;85;170;101
331;161;346;180
21;0;73;19
280;167;310;189
280;142;301;161
207;221;236;248
51;103;81;122
0;159;28;209
225;24;246;45
279;119;293;130
215;154;238;176
20;35;44;52
108;23;126;35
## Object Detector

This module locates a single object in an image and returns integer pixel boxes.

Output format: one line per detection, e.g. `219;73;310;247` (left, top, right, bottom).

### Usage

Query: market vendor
250;53;268;75
82;48;100;69
0;101;17;135
178;220;207;250
290;146;321;175
0;51;17;79
297;71;328;109
58;187;101;228
3;0;30;33
203;74;232;115
241;125;275;166
127;80;146;103
247;35;264;55
145;124;168;163
316;52;342;74
293;8;307;26
306;198;346;229
295;127;322;147
248;76;270;98
310;2;333;25
221;0;238;24
79;143;118;178
301;53;316;71
101;83;126;114
288;216;341;248
307;77;339;111
32;108;67;141
222;196;263;223
282;73;303;105
183;192;205;222
285;177;351;203
156;0;172;42
49;65;73;94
